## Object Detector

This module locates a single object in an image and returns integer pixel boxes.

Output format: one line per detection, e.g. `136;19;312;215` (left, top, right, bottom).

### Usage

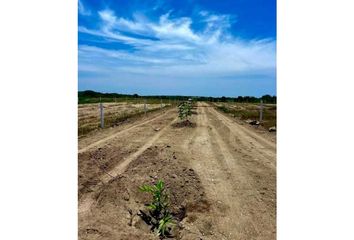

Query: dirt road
78;102;276;240
182;102;276;239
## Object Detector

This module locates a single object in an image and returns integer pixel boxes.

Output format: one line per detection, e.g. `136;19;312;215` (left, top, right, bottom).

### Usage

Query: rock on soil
269;126;276;132
245;119;260;125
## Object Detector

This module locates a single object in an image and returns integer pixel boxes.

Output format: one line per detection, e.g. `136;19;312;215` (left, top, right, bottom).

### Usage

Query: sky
78;0;276;97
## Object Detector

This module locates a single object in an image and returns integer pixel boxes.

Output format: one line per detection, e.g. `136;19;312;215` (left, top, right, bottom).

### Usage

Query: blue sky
78;0;276;97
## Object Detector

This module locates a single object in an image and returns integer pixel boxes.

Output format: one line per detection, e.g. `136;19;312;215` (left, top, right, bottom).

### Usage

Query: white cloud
79;45;175;64
78;0;91;16
98;9;117;28
150;13;200;41
95;9;200;43
79;8;275;85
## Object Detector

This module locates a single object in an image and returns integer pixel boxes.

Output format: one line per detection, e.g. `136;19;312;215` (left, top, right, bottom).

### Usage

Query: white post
259;100;263;122
160;98;163;108
100;101;104;128
144;99;147;115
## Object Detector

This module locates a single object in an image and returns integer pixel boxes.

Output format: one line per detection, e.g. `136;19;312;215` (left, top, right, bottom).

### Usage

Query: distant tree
250;96;257;103
236;96;244;102
261;94;276;104
261;94;271;103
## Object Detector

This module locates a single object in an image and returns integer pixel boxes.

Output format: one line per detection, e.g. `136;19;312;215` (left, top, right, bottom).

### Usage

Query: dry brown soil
78;102;276;240
78;102;166;136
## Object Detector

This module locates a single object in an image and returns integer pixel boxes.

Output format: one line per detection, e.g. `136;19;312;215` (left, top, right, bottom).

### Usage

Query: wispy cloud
78;0;91;16
78;5;276;96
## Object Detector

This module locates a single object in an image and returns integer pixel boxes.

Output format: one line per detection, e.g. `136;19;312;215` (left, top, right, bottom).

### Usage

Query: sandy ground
213;102;277;132
78;102;162;122
78;102;276;240
78;102;165;136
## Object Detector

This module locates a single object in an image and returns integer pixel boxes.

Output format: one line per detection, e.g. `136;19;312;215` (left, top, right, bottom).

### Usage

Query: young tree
178;101;192;122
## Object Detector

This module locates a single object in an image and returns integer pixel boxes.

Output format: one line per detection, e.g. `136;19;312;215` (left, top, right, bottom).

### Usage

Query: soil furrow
209;106;276;169
79;108;174;153
78;101;276;240
79;116;178;217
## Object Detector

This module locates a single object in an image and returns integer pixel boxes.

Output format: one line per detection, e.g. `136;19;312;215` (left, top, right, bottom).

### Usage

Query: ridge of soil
78;102;276;240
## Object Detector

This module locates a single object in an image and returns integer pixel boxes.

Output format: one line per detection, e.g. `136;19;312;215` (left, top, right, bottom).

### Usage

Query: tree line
78;90;276;104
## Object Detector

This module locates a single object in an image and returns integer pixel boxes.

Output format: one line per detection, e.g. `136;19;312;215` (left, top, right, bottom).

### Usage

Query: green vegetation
79;90;182;105
178;101;192;122
139;180;174;237
78;90;276;104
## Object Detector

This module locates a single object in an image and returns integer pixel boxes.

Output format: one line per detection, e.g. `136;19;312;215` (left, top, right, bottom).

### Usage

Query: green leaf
156;180;164;191
147;204;157;210
139;185;154;192
158;214;174;236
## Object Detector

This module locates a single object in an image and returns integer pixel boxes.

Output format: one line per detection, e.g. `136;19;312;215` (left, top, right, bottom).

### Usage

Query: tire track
208;105;276;169
205;105;276;239
184;105;251;239
212;105;276;149
182;102;275;239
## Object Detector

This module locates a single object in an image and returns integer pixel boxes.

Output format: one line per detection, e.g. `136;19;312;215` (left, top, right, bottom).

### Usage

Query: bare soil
78;102;276;240
171;120;197;128
78;102;168;136
214;102;277;132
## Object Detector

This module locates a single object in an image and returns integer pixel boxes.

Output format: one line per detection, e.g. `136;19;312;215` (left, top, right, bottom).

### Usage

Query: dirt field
78;102;168;136
214;102;276;130
78;102;276;240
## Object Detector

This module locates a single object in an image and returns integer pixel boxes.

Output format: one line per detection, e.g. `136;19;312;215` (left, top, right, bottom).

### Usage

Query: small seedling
139;180;175;237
